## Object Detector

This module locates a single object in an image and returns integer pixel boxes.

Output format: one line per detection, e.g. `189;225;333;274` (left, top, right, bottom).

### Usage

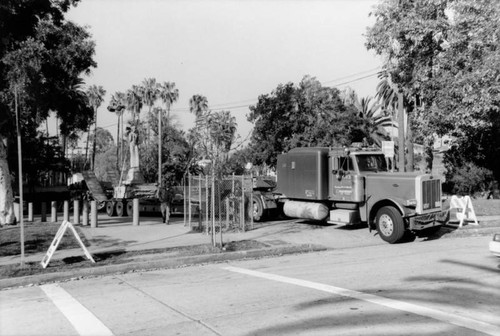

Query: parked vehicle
254;144;444;244
489;233;500;257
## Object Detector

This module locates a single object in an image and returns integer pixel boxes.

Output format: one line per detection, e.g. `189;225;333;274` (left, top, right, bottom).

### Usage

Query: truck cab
276;145;443;243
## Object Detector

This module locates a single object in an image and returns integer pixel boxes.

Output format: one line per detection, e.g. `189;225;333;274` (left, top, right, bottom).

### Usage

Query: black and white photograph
0;0;499;335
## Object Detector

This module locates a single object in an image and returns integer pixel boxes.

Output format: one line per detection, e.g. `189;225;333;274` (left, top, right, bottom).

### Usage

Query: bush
444;161;495;197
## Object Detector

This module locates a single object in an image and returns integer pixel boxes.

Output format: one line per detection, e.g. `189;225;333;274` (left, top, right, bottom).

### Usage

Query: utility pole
158;108;162;187
14;86;25;267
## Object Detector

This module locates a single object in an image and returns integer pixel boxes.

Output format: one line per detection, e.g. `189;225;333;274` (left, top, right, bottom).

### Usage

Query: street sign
381;141;395;158
41;221;95;268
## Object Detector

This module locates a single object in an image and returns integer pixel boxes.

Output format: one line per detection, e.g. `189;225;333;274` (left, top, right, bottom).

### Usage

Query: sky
64;0;383;144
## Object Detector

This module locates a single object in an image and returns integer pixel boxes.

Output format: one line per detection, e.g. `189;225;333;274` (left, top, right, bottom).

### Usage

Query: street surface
1;236;499;336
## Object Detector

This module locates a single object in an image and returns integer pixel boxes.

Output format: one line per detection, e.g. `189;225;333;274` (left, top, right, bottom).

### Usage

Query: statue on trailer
124;124;144;184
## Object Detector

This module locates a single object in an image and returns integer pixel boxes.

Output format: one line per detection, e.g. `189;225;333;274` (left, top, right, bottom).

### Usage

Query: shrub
444;161;495;197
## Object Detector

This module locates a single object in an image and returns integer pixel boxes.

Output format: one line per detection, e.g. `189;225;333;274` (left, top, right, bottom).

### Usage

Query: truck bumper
409;212;444;231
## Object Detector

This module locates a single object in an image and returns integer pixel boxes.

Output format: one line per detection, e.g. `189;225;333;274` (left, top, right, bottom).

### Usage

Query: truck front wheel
376;206;405;244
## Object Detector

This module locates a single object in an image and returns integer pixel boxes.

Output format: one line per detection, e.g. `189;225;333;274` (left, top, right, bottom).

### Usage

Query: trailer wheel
376;206;405;244
126;201;133;217
106;201;116;217
251;195;265;222
116;201;125;217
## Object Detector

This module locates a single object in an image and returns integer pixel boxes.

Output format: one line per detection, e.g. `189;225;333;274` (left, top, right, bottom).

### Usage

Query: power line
321;66;381;85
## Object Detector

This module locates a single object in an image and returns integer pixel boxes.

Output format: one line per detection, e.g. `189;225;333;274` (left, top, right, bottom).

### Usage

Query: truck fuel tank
283;200;329;221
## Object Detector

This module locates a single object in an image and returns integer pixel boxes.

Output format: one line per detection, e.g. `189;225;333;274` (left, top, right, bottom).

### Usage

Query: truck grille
421;179;441;211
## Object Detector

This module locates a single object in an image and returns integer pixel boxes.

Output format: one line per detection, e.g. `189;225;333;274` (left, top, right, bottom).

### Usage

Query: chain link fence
184;174;254;241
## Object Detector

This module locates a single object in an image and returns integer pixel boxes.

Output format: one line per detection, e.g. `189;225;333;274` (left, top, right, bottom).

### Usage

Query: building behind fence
184;174;254;235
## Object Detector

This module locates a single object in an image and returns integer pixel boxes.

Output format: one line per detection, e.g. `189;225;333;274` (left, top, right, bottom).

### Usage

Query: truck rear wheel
116;201;125;217
251;195;265;222
376;206;405;244
125;201;133;217
106;201;116;217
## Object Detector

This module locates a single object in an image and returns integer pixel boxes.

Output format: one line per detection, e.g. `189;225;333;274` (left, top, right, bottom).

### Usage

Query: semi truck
252;144;443;244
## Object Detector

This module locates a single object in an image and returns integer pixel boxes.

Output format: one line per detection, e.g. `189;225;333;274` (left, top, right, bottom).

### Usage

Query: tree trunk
91;108;97;171
397;92;405;172
0;136;15;225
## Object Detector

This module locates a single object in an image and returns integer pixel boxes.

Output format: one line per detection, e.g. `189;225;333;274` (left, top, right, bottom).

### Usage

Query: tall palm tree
158;81;179;185
141;78;159;146
189;94;210;160
126;85;143;122
108;91;127;171
86;85;106;170
189;94;208;119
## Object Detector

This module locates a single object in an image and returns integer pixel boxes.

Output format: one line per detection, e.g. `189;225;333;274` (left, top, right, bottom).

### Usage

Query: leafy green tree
141;78;159;147
158;81;179;184
248;76;366;169
366;0;500;184
0;0;96;224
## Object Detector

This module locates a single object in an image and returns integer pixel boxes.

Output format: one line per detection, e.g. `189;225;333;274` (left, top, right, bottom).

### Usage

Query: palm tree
108;91;127;171
189;94;208;119
141;78;159;146
126;85;143;122
86;85;106;170
376;73;413;171
158;81;179;185
189;94;210;160
355;96;394;146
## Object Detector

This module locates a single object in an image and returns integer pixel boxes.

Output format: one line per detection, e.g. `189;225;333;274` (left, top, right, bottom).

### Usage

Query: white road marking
40;284;114;336
223;266;500;336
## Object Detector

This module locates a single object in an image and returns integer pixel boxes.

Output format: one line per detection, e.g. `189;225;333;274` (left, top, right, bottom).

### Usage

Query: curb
0;244;326;290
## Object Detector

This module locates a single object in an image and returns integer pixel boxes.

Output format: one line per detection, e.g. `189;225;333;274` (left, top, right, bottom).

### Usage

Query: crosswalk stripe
223;266;500;336
40;284;114;336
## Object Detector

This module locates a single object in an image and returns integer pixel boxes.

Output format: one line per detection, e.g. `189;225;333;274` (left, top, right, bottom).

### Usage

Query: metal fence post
205;174;209;235
211;174;215;246
188;172;192;228
241;175;245;232
198;176;202;231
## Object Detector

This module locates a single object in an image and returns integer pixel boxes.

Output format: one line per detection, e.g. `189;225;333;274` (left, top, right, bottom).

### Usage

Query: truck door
329;155;364;202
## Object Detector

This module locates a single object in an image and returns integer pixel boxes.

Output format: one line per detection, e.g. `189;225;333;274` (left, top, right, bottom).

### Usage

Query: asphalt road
1;235;499;336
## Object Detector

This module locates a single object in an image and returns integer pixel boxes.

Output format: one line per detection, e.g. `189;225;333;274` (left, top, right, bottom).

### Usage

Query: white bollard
90;200;98;228
73;199;80;225
133;198;140;226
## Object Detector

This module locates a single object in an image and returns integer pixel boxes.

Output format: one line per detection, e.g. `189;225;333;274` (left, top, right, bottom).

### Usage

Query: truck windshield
355;154;388;172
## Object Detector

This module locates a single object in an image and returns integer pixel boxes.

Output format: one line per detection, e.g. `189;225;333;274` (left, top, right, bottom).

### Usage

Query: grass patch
0;223;88;257
0;240;268;279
